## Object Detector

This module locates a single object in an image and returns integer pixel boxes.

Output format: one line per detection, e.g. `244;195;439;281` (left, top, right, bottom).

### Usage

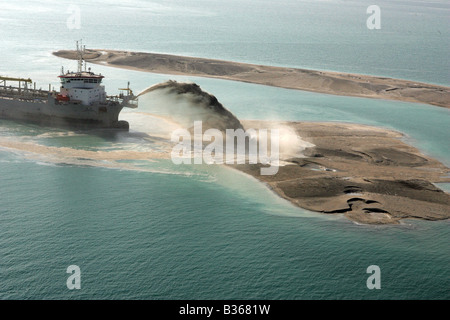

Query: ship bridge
56;41;109;106
58;70;107;105
59;70;104;89
58;72;107;105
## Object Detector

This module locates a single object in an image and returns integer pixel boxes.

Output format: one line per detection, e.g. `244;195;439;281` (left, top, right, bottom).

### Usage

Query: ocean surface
0;0;449;299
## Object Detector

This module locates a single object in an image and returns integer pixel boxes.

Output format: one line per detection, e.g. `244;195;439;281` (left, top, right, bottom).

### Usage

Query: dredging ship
0;42;137;130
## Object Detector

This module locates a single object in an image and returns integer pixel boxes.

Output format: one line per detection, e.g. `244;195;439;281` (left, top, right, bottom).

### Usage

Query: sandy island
236;120;450;225
52;50;450;224
54;49;450;108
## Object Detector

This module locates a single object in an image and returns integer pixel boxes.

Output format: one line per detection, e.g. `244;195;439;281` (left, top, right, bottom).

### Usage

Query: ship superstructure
0;41;137;130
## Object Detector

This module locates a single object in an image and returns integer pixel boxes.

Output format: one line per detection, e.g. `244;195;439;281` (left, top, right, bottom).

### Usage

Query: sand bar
54;49;450;108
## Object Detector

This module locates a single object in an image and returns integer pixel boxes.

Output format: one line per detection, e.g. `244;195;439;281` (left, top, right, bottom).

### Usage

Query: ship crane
118;82;134;96
0;76;32;84
0;76;33;88
118;81;138;108
0;76;34;93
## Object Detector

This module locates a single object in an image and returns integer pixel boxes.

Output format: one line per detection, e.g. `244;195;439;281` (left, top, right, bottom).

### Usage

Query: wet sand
54;49;450;108
234;121;450;225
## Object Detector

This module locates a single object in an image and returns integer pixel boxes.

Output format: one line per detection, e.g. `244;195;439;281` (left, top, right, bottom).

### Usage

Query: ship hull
0;96;129;130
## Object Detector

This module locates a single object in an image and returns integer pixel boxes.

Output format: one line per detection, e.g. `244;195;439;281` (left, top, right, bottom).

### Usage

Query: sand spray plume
137;80;244;132
134;80;315;174
254;121;315;160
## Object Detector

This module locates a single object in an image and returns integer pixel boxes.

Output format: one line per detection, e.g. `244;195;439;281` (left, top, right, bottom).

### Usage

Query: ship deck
0;85;49;102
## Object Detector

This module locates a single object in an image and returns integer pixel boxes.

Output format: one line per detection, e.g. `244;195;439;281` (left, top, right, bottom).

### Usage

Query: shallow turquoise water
0;0;449;299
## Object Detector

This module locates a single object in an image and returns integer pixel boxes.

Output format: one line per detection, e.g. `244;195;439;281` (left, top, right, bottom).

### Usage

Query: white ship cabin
58;68;106;105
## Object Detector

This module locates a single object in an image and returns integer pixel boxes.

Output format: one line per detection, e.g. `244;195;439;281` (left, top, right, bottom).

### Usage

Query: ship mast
76;40;86;73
